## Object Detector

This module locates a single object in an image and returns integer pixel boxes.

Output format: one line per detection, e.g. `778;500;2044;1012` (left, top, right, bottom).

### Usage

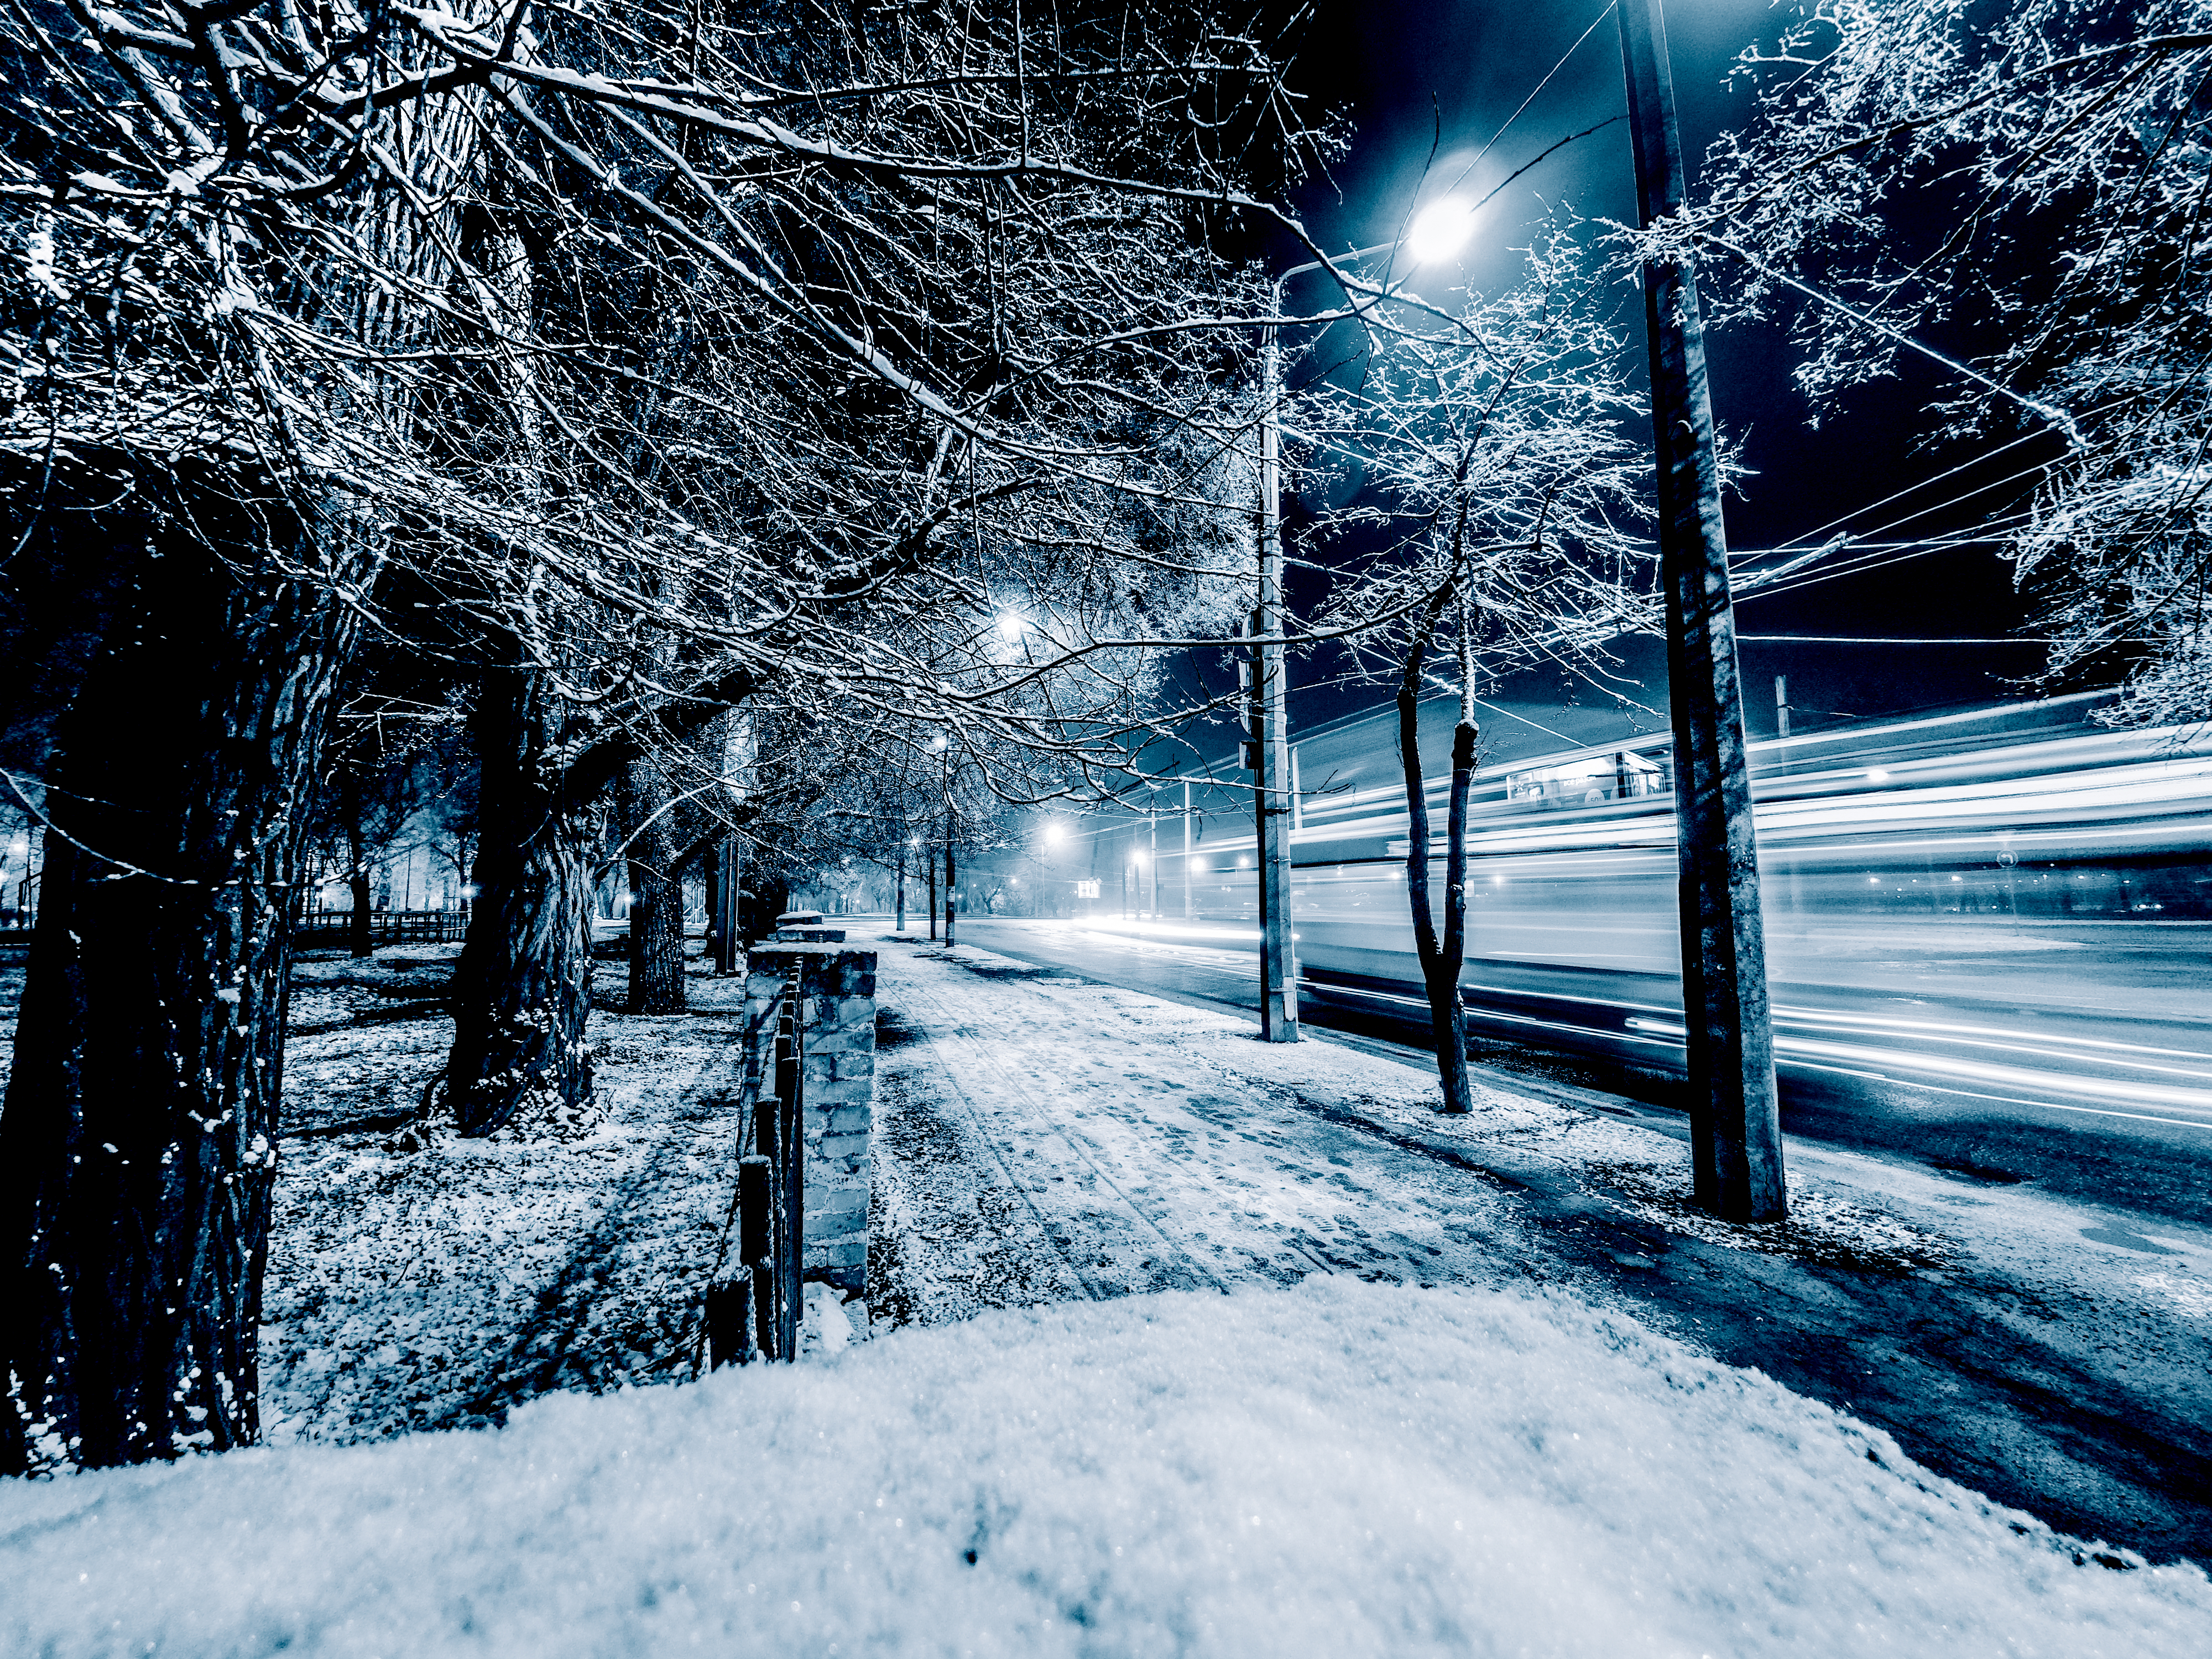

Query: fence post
720;943;876;1363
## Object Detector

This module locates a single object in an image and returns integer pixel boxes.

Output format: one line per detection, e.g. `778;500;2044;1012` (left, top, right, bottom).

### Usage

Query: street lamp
1253;208;1479;1042
932;733;956;946
1406;197;1478;268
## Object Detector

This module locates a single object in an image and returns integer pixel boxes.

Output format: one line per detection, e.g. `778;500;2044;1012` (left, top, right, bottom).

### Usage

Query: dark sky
1244;0;2053;750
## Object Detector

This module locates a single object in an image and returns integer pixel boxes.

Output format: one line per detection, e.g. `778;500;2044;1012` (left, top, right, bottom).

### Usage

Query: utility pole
1182;779;1194;921
1254;321;1301;1041
712;835;742;974
1775;675;1791;739
895;834;907;933
1148;807;1159;918
1620;0;1785;1222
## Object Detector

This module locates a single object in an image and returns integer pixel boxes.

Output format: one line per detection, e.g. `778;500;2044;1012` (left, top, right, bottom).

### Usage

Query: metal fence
706;967;804;1365
291;909;467;946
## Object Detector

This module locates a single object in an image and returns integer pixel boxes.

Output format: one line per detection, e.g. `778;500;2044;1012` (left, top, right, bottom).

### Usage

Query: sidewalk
868;933;2212;1563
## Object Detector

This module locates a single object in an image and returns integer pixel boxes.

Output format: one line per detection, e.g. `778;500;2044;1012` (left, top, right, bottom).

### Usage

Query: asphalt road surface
947;914;2212;1231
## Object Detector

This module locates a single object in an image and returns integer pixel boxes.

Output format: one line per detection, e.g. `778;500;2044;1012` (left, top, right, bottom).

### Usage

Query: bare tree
1693;0;2212;724
1;0;1322;1467
1307;225;1648;1113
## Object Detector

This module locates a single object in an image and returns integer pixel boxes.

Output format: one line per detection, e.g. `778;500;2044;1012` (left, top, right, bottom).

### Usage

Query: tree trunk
341;769;375;959
1396;608;1477;1116
0;512;357;1473
348;868;375;957
445;667;596;1138
700;840;723;972
617;757;687;1015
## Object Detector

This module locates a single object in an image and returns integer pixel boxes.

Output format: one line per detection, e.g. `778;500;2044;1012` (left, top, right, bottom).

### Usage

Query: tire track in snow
876;945;1553;1298
889;975;1229;1298
883;1006;1109;1306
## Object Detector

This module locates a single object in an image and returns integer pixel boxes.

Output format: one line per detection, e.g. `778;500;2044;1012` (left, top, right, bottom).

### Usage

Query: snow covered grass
260;948;749;1442
4;1277;2206;1657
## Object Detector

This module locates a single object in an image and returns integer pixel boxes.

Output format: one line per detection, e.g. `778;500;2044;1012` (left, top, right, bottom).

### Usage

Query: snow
261;948;756;1441
4;1278;2208;1657
6;936;2211;1651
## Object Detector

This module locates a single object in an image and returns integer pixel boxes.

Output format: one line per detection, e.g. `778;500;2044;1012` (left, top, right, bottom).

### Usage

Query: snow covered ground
2;936;2210;1654
868;936;2212;1563
7;1277;2211;1657
260;947;756;1441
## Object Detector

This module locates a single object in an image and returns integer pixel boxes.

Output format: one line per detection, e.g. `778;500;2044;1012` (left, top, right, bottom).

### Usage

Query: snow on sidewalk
865;937;1963;1329
7;936;2210;1653
5;1278;2208;1657
864;935;2212;1562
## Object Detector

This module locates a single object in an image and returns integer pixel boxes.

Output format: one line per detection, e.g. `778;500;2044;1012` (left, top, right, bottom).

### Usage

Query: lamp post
1147;804;1159;919
1255;210;1476;1042
1182;779;1194;921
932;733;955;947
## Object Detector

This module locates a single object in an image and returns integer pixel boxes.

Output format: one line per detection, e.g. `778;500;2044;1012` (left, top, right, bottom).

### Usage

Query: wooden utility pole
1619;0;1786;1221
1254;319;1300;1040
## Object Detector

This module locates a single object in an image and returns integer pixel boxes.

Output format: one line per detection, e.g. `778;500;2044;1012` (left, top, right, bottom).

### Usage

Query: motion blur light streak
1014;694;2211;1147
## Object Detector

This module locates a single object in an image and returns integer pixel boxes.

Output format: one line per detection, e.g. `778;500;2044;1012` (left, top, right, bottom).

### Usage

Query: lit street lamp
932;732;956;946
1253;202;1477;1042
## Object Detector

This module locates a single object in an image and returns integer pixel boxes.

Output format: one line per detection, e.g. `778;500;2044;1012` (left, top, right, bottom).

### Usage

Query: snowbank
4;1279;2205;1657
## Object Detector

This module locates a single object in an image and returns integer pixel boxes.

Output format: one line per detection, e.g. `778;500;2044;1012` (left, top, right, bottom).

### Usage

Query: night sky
1237;0;2054;753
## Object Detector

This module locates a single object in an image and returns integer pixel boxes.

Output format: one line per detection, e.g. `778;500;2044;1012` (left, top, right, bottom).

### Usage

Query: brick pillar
744;945;877;1295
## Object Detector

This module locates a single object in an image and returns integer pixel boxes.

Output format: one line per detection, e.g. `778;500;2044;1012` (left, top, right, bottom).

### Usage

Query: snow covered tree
0;0;1314;1467
1693;0;2212;723
1306;225;1648;1113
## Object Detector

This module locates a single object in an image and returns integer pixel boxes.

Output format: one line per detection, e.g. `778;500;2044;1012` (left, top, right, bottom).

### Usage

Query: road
947;913;2212;1230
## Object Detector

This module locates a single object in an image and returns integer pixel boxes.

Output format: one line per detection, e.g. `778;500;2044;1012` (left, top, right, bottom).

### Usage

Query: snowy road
869;934;2212;1566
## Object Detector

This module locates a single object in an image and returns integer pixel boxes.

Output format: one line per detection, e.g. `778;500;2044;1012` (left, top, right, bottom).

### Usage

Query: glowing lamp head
998;612;1026;641
1044;823;1066;846
1406;196;1477;268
